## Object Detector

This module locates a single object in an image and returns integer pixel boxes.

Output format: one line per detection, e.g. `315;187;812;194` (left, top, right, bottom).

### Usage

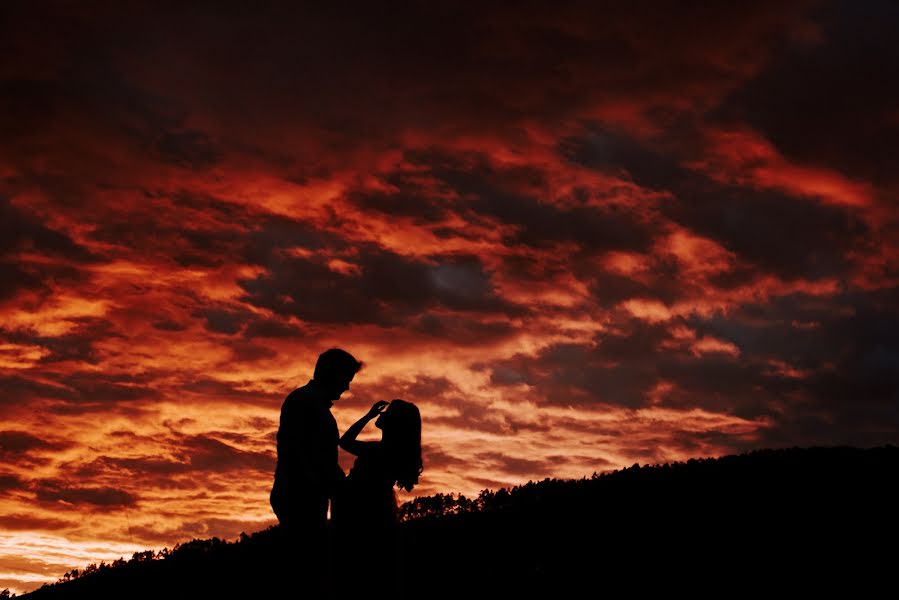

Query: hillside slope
21;446;899;597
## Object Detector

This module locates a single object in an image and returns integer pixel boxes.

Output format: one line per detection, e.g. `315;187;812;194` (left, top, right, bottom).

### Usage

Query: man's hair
314;348;363;382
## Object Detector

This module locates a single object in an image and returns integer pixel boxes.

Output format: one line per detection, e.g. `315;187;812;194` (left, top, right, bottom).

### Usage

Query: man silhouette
270;348;362;590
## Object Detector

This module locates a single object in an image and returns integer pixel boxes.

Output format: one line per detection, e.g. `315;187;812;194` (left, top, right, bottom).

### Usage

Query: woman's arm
339;400;388;456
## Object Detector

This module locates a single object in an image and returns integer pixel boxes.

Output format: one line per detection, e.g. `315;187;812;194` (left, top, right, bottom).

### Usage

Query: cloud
69;433;275;481
152;319;189;332
33;480;138;508
562;126;871;282
239;245;516;326
197;307;253;336
153;129;223;170
242;317;305;339
129;516;274;544
0;263;44;302
76;456;188;478
0;474;27;493
0;199;100;303
178;378;279;406
486;321;769;413
0;513;72;531
84;192;253;269
487;286;899;445
179;435;275;474
473;452;555;478
0;199;96;263
411;149;659;255
0;431;70;459
713;0;899;187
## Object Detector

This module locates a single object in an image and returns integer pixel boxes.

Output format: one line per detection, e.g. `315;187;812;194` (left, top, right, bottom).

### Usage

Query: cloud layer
2;0;898;593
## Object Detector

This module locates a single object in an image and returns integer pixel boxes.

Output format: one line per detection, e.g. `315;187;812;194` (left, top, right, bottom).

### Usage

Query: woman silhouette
333;399;422;594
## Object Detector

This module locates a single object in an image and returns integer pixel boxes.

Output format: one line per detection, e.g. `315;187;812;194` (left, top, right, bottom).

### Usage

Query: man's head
313;348;363;400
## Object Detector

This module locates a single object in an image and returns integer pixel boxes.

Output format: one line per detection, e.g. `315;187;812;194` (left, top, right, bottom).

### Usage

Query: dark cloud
705;288;899;445
0;263;43;302
0;199;99;300
493;318;680;400
0;197;93;262
1;1;812;183
179;435;274;473
0;369;161;417
75;456;189;478
86;192;251;268
240;215;342;268
0;473;26;493
197;307;253;335
589;265;687;308
0;78;60;140
561;127;870;281
714;0;899;186
154;129;222;170
488;286;899;446
242;317;304;339
33;479;138;507
56;372;162;405
0;431;69;456
657;355;800;417
178;378;279;407
69;432;275;483
0;513;72;531
486;319;763;412
671;187;869;281
665;429;754;456
346;169;451;225
559;128;691;192
239;245;516;326
226;340;279;363
422;445;472;471
410;149;657;254
0;374;74;407
152;319;189;332
29;318;116;365
130;516;273;545
474;452;554;477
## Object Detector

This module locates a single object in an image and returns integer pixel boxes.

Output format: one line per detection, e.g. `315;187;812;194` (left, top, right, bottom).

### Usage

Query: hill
19;446;899;597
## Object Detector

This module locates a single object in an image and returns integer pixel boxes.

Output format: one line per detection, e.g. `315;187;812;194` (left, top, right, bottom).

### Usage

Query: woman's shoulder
353;440;382;456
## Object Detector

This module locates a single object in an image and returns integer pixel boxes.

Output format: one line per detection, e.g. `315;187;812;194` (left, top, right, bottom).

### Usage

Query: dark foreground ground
21;446;899;598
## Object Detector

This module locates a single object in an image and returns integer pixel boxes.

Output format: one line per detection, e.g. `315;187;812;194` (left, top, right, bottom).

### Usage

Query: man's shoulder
285;384;309;400
282;382;328;414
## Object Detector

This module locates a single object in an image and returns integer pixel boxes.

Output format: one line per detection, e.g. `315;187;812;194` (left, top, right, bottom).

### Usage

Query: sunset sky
2;0;898;593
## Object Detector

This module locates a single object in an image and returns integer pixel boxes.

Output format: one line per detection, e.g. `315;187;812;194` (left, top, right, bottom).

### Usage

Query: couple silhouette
270;348;422;596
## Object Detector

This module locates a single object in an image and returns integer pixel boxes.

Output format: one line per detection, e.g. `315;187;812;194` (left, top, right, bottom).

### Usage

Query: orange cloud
691;128;875;209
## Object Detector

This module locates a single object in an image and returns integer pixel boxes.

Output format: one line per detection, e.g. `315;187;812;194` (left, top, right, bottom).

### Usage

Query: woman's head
377;399;423;492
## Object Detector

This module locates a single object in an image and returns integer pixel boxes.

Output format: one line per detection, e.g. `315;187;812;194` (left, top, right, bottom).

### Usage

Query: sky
2;0;898;593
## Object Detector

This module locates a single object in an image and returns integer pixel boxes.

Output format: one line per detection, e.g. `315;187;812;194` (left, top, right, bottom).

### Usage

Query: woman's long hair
381;399;423;492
